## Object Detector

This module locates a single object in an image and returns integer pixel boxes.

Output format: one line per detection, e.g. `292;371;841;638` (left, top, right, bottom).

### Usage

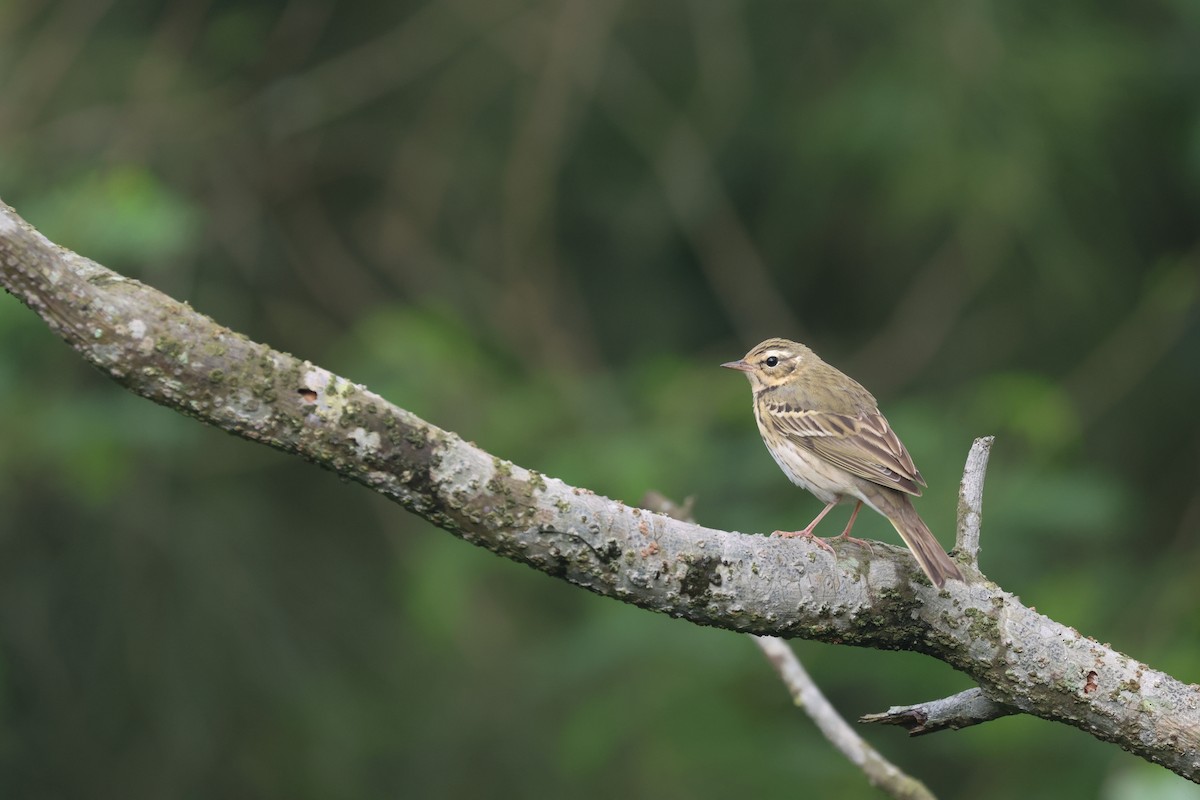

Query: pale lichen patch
303;368;331;393
223;389;273;426
431;446;496;498
350;427;382;455
301;367;349;419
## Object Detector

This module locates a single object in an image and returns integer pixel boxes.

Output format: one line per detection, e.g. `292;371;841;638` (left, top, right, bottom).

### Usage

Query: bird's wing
763;402;926;496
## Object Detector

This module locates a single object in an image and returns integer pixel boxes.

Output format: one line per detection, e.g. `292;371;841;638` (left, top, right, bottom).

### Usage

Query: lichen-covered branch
2;200;1199;783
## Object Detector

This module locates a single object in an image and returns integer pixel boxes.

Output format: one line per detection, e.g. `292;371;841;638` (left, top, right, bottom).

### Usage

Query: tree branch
2;200;1198;783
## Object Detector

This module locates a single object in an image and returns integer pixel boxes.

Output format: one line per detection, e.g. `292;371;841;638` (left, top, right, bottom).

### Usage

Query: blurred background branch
756;636;937;800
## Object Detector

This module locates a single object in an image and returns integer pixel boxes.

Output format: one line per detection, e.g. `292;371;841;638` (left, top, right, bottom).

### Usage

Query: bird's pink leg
772;502;838;554
833;501;874;551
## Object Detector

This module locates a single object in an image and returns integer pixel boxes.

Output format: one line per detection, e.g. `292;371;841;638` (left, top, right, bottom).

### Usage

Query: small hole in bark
298;389;318;402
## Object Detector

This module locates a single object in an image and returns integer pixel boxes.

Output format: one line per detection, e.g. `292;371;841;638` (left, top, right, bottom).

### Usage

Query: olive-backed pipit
723;338;962;588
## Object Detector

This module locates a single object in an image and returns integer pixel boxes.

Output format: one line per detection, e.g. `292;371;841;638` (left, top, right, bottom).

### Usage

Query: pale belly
754;408;859;507
763;436;849;505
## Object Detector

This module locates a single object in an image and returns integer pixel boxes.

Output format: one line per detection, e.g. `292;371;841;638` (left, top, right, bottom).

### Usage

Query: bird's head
721;338;813;391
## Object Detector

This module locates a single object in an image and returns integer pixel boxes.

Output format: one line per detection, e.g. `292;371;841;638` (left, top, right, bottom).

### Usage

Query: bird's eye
765;356;779;367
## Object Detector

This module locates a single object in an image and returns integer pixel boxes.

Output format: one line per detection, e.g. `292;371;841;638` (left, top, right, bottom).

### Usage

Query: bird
722;337;963;588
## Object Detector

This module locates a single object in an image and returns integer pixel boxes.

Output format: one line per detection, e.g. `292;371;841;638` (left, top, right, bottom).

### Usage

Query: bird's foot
833;531;875;553
772;528;837;555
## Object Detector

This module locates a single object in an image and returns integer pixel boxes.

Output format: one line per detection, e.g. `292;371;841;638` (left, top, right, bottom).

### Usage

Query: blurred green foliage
2;1;1200;798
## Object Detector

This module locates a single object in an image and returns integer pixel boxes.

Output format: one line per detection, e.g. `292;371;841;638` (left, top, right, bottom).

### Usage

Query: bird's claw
772;529;837;555
835;532;875;553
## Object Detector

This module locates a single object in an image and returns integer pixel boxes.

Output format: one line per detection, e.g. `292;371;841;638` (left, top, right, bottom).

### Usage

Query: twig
756;636;937;800
955;436;994;566
861;688;1017;736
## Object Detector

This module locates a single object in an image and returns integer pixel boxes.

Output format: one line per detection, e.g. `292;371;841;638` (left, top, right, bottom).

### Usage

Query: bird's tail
874;492;963;588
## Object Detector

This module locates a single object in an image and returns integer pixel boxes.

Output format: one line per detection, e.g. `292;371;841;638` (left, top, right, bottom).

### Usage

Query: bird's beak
721;359;752;372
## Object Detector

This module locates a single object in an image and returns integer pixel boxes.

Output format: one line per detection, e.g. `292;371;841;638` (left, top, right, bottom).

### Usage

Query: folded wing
762;401;926;496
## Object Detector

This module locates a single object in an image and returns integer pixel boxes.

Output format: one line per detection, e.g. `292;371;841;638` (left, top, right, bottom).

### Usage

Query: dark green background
2;1;1199;797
